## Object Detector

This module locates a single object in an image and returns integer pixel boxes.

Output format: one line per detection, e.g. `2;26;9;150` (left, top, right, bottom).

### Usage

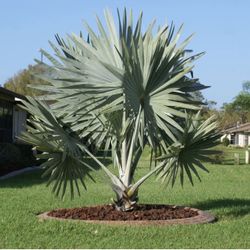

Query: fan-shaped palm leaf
155;113;220;187
20;97;123;199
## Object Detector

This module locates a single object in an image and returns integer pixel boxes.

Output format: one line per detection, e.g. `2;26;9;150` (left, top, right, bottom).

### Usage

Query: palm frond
156;112;220;187
19;97;97;199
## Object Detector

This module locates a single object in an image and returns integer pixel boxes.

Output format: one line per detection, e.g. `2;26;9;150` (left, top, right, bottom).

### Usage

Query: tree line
201;81;250;130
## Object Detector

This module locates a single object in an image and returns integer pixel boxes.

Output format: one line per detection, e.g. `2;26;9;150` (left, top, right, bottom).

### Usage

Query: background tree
220;81;250;129
231;81;250;112
191;90;219;121
242;81;250;93
191;90;205;103
3;63;50;96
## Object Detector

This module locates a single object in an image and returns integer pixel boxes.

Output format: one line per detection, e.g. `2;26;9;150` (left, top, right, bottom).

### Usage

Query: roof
224;122;250;133
0;87;26;101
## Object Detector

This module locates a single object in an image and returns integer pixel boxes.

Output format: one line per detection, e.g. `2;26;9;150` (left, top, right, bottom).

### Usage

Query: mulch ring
39;204;216;225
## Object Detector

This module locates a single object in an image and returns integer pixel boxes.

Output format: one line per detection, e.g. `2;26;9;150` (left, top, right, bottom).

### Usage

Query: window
245;134;249;146
0;100;13;142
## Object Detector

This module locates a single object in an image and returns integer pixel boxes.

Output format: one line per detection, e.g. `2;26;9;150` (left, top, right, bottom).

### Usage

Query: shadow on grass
192;198;250;218
0;158;112;188
0;170;46;188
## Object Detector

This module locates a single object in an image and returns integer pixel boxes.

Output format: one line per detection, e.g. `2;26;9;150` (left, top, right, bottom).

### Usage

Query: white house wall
237;133;250;147
238;134;245;147
222;133;250;147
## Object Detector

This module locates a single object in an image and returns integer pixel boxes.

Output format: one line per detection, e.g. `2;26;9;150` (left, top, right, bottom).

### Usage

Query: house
222;122;250;147
0;87;27;143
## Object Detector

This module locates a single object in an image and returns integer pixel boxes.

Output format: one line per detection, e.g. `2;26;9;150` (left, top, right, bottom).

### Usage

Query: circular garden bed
38;204;216;225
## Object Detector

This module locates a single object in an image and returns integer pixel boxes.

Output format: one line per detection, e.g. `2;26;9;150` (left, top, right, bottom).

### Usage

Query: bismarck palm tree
20;9;219;211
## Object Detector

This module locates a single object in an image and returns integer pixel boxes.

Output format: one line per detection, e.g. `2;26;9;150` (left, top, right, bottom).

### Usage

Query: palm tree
20;9;219;211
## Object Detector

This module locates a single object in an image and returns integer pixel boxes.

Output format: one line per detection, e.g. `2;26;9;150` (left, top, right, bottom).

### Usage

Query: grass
0;146;250;248
214;145;249;164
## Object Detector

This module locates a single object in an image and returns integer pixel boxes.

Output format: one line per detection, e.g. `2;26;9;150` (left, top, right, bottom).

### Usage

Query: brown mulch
48;204;198;221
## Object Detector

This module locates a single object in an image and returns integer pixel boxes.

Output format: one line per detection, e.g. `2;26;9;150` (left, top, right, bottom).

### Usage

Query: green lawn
0;147;250;248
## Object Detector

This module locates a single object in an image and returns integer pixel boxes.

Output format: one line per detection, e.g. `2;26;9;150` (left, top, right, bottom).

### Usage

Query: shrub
0;143;37;170
209;152;225;164
222;137;230;147
0;143;22;164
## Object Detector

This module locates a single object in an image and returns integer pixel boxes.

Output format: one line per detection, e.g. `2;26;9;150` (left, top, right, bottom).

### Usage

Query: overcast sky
1;0;250;107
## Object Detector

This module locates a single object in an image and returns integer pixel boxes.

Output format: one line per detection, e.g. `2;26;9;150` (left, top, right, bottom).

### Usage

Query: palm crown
20;9;219;211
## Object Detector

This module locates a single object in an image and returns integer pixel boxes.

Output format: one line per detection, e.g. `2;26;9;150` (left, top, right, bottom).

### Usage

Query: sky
1;0;250;107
